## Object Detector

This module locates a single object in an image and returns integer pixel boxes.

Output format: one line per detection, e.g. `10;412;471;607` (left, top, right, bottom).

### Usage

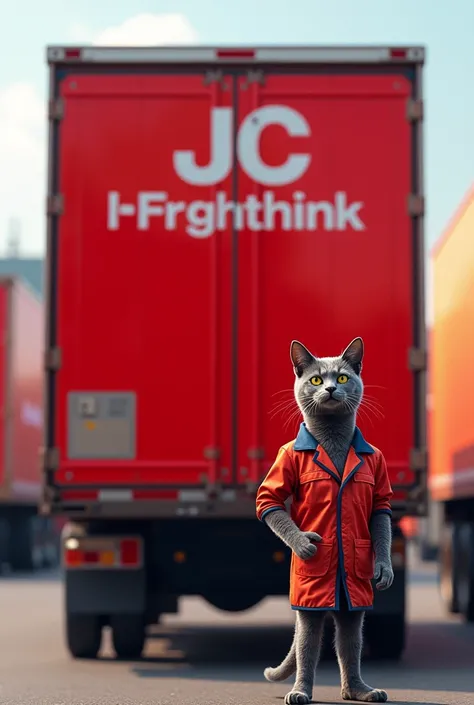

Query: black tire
365;615;405;661
439;522;460;614
110;615;146;660
9;513;38;572
457;522;474;623
66;614;102;659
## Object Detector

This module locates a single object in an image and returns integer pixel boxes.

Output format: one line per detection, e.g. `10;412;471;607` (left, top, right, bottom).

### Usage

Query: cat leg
284;610;325;705
333;610;388;702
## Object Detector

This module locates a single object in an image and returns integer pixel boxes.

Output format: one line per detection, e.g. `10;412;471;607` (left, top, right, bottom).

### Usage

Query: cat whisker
358;400;385;421
360;395;385;411
271;388;296;398
360;394;385;411
356;406;375;428
282;407;303;433
361;405;384;418
269;404;299;421
269;399;299;414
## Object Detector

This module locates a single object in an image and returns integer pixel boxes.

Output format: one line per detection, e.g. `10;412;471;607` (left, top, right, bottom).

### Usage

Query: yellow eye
310;376;323;386
337;374;349;384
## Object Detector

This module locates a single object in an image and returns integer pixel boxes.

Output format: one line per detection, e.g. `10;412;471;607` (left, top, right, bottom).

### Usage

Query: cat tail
263;631;296;682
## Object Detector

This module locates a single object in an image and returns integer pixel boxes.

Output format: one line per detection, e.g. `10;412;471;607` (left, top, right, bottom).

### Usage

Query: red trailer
0;276;58;570
42;44;427;660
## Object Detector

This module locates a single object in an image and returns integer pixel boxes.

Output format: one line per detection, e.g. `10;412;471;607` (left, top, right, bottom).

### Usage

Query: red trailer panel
10;280;44;501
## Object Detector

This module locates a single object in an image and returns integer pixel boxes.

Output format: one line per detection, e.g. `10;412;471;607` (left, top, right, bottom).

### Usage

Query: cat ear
290;340;315;377
341;337;364;375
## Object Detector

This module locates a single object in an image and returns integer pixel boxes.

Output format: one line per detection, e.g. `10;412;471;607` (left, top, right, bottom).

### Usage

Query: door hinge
409;448;427;472
42;447;60;472
45;347;62;371
408;347;427;371
406;98;423;122
407;194;425;217
203;446;221;460
48;98;65;120
203;70;229;90
247;447;265;460
241;70;265;90
47;193;64;216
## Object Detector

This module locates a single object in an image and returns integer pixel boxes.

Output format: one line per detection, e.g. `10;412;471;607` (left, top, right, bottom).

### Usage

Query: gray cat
258;338;394;703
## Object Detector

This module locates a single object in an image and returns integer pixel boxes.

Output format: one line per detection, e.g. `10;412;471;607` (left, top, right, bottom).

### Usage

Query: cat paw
342;686;388;702
284;690;311;704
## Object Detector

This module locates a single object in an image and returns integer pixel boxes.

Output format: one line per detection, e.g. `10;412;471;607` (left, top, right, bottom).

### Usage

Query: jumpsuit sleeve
256;446;297;522
372;450;393;517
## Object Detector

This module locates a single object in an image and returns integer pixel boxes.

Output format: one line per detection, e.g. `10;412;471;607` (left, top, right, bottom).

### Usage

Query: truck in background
428;184;474;623
41;44;426;661
0;276;59;571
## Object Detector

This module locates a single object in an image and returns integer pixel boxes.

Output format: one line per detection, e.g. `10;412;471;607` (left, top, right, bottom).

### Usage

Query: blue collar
293;422;375;454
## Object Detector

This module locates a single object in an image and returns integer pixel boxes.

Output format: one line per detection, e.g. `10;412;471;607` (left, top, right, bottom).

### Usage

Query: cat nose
326;386;336;395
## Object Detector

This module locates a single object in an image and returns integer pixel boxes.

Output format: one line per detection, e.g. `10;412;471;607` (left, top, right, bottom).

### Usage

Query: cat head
290;338;364;418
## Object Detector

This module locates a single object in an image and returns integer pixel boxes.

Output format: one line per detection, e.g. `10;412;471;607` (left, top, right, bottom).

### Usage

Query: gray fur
284;611;325;704
371;513;394;591
334;610;387;702
263;510;322;558
263;338;393;702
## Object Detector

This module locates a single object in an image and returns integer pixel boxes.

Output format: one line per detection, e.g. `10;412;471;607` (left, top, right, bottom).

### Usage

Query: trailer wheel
457;522;474;623
439;522;460;613
110;615;146;660
9;512;39;572
66;614;102;659
365;615;405;661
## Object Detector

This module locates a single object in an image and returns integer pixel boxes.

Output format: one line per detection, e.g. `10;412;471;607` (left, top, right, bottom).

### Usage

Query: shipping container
42;44;426;660
429;184;474;622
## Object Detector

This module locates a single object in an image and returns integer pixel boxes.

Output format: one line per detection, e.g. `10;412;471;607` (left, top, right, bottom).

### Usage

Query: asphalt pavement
1;548;473;705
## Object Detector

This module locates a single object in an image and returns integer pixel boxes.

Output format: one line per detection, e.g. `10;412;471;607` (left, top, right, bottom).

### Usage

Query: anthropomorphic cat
256;338;394;703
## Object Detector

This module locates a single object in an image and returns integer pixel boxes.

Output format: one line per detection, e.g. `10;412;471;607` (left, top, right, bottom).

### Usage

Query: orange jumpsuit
256;423;393;612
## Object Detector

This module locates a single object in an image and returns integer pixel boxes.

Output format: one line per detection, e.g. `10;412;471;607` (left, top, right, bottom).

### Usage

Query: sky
1;0;473;273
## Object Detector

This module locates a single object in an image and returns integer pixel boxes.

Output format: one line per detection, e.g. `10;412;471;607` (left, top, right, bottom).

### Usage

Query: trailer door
236;71;417;505
52;72;234;489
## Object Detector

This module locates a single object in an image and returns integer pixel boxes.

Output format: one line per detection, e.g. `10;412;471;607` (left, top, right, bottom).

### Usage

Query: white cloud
0;13;198;256
81;13;198;46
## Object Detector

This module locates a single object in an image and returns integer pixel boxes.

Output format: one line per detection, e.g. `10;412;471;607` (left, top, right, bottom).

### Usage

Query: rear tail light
64;48;81;59
120;538;141;566
216;48;256;59
390;48;407;59
63;536;142;569
65;548;84;567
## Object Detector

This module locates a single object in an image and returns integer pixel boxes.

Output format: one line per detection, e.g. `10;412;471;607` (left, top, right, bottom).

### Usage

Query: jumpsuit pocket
354;538;374;580
352;472;375;505
294;537;335;577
